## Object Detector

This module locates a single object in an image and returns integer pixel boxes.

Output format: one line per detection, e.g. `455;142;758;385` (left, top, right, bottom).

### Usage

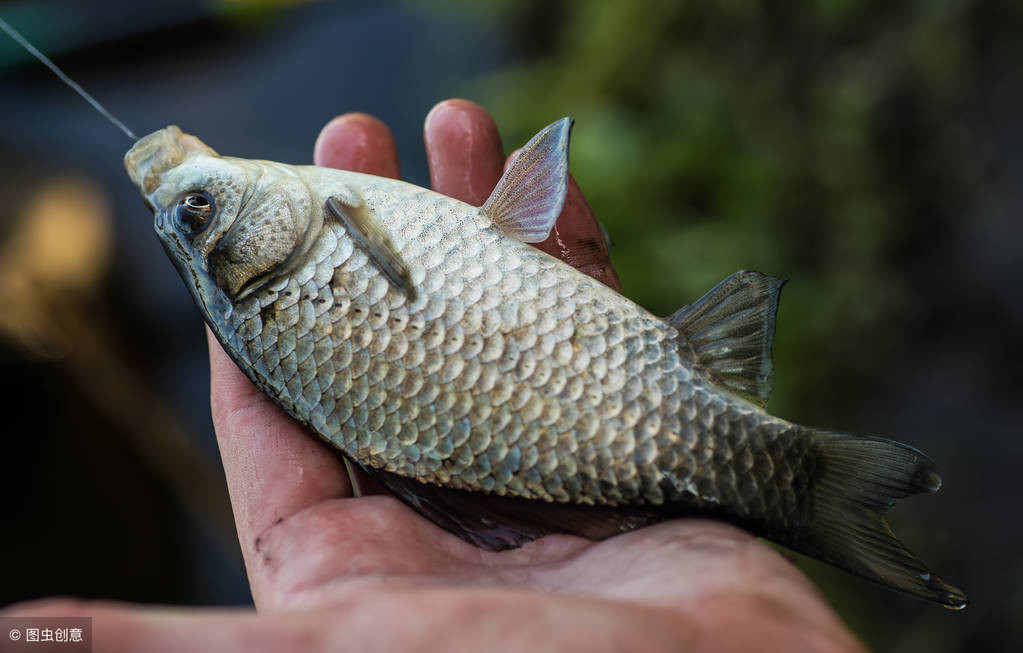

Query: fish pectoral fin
668;270;785;407
325;193;417;300
361;464;663;551
481;117;572;243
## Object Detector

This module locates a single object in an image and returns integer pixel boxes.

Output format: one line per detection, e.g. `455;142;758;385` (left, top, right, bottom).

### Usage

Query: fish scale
126;120;966;608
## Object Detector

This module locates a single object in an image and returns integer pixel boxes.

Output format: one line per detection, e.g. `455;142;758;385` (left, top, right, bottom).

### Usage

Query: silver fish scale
223;173;808;524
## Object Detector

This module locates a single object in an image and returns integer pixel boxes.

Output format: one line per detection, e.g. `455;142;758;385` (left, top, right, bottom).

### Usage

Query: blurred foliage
429;0;1011;428
211;0;319;26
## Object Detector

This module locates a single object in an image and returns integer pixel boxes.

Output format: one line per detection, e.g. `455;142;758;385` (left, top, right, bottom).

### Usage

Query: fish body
126;120;965;608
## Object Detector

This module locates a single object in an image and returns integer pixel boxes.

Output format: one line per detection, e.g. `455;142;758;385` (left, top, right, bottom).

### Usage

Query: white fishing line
0;17;137;141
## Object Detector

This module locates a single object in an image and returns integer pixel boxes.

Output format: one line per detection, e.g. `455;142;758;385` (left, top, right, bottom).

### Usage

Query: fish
124;118;967;609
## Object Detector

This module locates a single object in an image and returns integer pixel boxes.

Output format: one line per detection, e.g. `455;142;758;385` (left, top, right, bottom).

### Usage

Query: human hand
3;100;864;652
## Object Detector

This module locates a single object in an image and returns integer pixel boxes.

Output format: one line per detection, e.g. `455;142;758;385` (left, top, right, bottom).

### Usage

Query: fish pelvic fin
361;464;663;550
668;270;785;407
801;430;968;608
481;117;572;243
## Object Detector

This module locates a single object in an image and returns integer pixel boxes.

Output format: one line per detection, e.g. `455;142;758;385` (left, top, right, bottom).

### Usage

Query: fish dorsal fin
668;270;786;407
362;464;663;551
481;117;572;243
326;191;417;300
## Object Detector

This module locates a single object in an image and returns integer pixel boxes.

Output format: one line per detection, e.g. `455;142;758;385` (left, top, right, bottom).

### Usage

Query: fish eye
174;191;214;235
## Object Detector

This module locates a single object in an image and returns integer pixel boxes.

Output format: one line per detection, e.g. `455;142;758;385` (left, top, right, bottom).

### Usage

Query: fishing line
0;17;137;141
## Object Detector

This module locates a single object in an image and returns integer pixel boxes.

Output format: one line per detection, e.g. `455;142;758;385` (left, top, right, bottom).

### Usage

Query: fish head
125;127;320;321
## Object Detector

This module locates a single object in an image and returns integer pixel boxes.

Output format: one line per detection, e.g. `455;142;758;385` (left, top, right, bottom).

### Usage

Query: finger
424;98;505;205
531;175;623;292
208;330;351;574
500;146;623;292
314;113;401;178
539;520;837;616
519;520;864;652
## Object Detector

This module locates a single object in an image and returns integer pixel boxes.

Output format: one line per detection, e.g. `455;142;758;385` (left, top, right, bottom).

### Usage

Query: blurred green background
1;0;1020;650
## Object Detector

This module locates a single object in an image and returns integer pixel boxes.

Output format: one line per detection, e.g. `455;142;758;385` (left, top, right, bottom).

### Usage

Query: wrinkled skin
2;100;864;653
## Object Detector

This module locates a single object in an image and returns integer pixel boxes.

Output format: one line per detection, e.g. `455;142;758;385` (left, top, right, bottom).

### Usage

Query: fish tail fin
799;430;967;608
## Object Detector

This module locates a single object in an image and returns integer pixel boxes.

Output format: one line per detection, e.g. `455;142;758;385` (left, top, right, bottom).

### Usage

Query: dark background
1;1;1020;650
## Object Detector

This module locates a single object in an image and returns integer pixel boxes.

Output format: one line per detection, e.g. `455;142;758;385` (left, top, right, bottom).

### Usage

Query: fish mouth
124;126;218;196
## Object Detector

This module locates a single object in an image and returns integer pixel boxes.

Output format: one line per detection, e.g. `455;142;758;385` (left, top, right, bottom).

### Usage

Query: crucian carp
124;118;966;608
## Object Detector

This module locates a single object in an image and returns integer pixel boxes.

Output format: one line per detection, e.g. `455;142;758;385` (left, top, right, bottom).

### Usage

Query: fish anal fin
362;465;663;551
669;270;785;407
481;118;572;243
325;193;417;300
